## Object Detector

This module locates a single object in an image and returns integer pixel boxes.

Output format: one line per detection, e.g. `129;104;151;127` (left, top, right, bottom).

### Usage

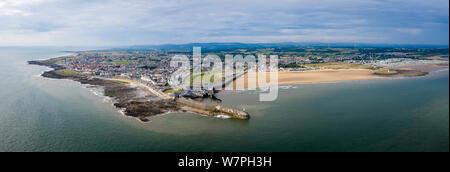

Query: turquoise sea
0;48;448;152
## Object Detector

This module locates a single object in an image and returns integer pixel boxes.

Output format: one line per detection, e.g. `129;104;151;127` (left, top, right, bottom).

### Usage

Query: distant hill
113;42;449;51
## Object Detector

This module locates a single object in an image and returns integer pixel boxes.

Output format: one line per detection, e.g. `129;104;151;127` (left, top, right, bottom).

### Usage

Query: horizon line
1;42;449;49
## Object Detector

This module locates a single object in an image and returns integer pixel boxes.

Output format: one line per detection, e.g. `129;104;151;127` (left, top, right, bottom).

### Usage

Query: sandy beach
277;69;384;84
232;65;449;89
232;69;383;89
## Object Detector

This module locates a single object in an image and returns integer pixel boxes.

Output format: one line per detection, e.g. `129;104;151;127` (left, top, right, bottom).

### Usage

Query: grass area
300;62;379;70
164;89;183;94
188;71;224;85
114;80;130;84
375;68;397;74
109;61;135;65
56;69;78;76
40;55;79;64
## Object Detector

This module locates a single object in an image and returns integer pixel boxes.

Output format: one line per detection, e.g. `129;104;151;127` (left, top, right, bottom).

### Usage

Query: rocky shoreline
28;60;180;122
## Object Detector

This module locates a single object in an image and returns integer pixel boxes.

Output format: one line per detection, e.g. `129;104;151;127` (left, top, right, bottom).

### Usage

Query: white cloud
197;34;384;44
0;9;30;16
394;28;423;35
0;0;48;16
0;0;46;6
0;0;448;46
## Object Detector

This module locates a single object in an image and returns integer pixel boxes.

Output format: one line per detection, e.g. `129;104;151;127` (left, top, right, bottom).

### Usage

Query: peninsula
28;45;448;121
28;56;250;122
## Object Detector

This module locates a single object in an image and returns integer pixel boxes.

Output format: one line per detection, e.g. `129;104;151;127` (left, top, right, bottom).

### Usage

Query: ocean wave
118;108;126;116
215;115;231;119
279;85;297;89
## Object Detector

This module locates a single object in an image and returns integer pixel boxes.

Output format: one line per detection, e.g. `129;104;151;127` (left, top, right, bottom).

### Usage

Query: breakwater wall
176;97;250;120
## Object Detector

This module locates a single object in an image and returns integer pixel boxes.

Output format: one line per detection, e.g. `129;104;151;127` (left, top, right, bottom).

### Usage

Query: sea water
0;47;448;152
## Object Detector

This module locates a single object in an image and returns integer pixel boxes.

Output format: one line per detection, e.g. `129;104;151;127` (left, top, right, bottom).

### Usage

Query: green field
56;69;79;76
114;80;130;84
164;89;183;94
188;71;224;85
374;68;397;74
40;55;79;64
109;61;135;65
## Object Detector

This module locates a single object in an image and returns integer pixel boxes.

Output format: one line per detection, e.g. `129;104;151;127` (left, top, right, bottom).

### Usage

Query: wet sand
277;69;384;84
232;66;446;89
233;69;383;89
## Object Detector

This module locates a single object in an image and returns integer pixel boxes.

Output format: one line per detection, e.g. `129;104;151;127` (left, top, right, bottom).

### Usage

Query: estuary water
0;48;448;152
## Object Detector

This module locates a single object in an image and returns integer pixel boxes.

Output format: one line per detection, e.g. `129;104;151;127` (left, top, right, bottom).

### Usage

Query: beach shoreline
233;63;448;89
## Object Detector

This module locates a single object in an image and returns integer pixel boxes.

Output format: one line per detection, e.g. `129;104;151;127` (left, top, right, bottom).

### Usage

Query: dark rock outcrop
375;69;429;77
114;100;179;118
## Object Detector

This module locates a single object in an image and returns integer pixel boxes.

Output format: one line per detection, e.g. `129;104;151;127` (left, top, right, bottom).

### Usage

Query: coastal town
28;46;449;121
56;47;448;90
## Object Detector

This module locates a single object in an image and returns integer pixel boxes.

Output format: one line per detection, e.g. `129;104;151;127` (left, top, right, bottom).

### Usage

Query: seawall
176;97;250;120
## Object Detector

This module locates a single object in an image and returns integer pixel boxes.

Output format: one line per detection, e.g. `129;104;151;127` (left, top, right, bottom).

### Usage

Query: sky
0;0;449;46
